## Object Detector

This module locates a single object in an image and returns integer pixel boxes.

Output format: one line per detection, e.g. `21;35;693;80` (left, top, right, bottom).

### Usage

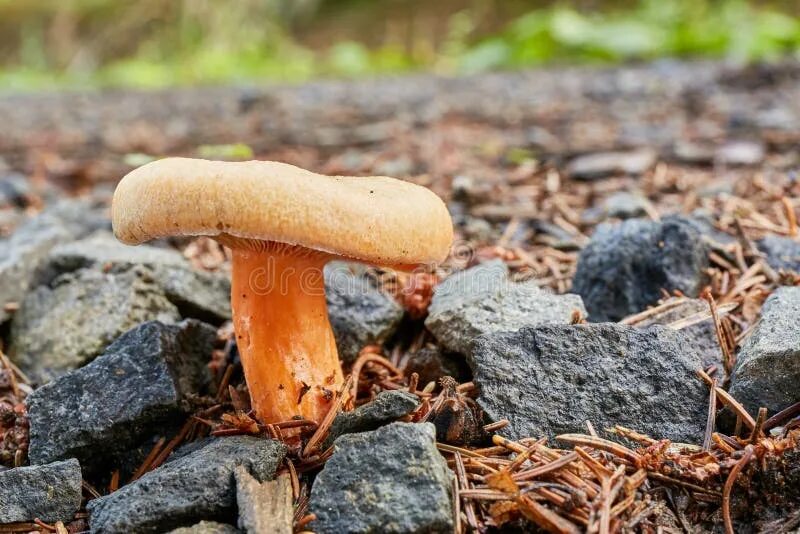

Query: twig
722;445;754;534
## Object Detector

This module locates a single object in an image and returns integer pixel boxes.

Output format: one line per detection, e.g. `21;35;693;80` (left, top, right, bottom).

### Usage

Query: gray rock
603;191;650;219
27;320;214;471
10;265;181;382
311;422;453;534
716;141;765;166
673;140;714;165
757;235;800;272
572;216;710;322
323;390;420;448
426;260;586;355
633;298;723;369
325;263;404;363
729;287;800;416
0;459;82;523
566;149;657;180
469;324;708;442
38;233;231;323
168;522;240;534
88;436;286;534
0;199;109;323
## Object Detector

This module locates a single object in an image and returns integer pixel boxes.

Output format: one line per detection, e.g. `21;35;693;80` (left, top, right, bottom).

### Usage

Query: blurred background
1;0;799;91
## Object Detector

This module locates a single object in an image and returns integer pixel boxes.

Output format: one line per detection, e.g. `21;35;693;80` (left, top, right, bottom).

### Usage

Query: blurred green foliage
0;0;797;90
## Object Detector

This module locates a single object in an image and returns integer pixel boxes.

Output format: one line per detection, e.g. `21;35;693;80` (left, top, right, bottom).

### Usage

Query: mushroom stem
230;245;344;425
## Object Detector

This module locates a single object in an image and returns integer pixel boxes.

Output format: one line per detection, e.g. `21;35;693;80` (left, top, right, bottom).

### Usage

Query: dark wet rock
27;320;214;471
729;287;800;416
469;323;708;442
325;263;404;363
603;191;651;219
426;260;585;355
38;233;231;323
311;422;453;534
757;235;800;273
168;522;240;534
573;216;710;322
87;436;286;534
0;459;82;523
402;346;471;386
566;149;657;180
716;140;765;166
9;266;181;382
633;298;723;369
323;390;420;448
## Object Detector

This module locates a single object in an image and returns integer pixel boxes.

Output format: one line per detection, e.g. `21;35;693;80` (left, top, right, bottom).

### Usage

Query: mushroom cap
112;157;453;266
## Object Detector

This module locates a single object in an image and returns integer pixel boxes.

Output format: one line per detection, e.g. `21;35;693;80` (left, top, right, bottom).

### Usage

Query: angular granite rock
729;287;800;416
88;437;286;534
0;199;109;323
311;423;453;534
27;320;214;470
469;324;708;442
757;235;800;273
37;233;231;323
572;216;710;322
323;390;420;448
0;459;82;523
426;260;585;355
10;265;181;382
325;263;404;363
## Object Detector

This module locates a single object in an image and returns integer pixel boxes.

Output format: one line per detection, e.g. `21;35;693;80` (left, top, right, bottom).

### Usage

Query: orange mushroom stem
229;243;344;425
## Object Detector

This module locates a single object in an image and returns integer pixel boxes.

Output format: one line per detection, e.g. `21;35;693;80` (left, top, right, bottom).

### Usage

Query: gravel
729;287;800;416
27;320;215;473
566;149;657;180
572;216;710;322
426;260;585;355
9;265;180;382
311;422;454;533
323;390;420;448
87;436;286;534
757;235;800;273
469;323;708;442
325;262;404;363
0;199;109;323
0;458;82;523
37;232;232;323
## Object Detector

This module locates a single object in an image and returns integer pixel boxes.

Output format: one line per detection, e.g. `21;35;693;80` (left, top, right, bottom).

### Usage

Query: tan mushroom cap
112;157;453;266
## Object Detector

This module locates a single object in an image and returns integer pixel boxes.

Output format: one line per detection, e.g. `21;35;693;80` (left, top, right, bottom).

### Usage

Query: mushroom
111;158;452;425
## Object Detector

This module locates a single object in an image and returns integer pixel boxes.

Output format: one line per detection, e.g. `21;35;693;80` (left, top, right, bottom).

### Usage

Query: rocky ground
1;60;800;533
